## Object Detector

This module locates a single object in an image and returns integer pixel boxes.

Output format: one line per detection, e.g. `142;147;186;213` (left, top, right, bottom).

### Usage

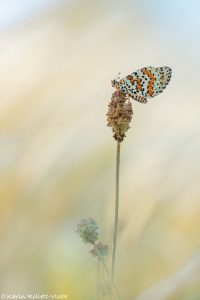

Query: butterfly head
111;72;121;88
111;79;118;87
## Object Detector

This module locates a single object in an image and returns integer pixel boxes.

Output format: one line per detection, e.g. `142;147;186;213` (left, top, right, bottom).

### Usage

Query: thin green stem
102;259;121;300
111;141;121;283
96;254;121;299
97;260;102;300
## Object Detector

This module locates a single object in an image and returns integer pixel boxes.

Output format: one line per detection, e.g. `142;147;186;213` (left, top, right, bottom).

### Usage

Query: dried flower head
90;242;109;260
107;90;133;142
76;218;99;244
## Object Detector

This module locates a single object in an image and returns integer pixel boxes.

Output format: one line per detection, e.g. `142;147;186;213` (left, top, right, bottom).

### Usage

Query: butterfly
111;66;172;104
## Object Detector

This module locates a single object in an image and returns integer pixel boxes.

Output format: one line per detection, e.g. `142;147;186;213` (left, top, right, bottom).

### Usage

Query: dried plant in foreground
107;90;133;142
106;90;133;299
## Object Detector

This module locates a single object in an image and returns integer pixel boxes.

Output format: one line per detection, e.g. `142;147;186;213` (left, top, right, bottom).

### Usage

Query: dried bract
107;90;133;142
90;242;109;260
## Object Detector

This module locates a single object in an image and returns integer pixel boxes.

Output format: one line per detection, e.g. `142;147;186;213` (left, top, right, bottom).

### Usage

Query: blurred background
1;0;200;299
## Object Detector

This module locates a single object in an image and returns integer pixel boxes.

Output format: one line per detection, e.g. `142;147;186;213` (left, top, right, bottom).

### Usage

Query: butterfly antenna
114;72;121;81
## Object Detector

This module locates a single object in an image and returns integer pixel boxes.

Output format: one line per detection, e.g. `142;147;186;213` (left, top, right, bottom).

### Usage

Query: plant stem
102;259;121;300
97;260;102;300
111;141;121;283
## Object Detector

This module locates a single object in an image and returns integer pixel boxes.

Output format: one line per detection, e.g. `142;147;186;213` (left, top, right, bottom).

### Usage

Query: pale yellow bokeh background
1;1;200;299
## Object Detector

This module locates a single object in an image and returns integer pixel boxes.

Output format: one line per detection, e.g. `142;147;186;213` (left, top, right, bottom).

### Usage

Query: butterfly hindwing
115;66;172;103
156;66;172;93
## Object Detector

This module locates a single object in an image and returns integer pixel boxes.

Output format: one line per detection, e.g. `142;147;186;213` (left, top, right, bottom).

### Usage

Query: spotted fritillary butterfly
112;66;172;103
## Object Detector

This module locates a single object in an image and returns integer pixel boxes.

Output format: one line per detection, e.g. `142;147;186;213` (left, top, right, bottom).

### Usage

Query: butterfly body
112;66;172;103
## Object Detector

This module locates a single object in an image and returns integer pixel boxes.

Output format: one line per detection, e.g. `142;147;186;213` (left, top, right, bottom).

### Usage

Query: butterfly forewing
117;66;172;103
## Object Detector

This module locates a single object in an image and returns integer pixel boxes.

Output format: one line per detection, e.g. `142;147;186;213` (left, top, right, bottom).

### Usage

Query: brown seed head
106;90;133;142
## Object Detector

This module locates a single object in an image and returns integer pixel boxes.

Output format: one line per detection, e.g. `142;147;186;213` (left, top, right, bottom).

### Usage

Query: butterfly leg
132;95;148;104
